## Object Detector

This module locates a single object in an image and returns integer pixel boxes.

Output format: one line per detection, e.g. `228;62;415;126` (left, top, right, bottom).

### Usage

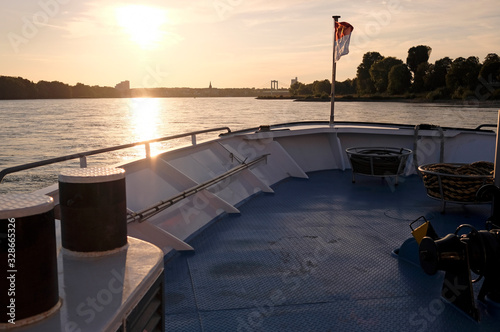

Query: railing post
79;156;87;168
192;134;197;146
145;143;151;158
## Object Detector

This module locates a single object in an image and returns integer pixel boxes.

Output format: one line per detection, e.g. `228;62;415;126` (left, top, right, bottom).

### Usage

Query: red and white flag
335;22;353;61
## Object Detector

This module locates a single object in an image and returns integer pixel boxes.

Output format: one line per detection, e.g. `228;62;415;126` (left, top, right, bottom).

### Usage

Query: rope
420;162;494;202
346;148;411;176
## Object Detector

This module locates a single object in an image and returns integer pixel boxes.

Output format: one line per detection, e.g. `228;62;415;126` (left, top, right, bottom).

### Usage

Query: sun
115;5;167;49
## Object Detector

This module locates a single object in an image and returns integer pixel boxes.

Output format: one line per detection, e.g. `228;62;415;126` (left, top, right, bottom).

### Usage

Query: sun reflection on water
128;98;164;156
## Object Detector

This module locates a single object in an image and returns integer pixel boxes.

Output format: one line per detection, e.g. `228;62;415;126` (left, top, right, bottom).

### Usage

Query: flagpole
330;15;340;125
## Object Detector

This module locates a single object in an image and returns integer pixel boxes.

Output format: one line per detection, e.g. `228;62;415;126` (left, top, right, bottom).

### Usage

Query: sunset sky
1;0;499;89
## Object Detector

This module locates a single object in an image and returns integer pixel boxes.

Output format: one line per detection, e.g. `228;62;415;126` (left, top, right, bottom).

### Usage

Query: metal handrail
219;121;330;136
0;127;231;183
127;154;269;223
219;121;496;136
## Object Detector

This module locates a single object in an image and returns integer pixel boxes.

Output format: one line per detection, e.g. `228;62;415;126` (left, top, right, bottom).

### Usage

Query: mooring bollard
0;193;60;326
58;167;127;254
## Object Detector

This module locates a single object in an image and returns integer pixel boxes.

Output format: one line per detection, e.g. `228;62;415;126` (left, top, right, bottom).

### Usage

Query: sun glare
115;5;167;49
129;98;163;156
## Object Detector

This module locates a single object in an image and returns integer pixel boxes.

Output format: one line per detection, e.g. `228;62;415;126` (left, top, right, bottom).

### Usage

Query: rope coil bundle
346;147;412;176
419;161;494;202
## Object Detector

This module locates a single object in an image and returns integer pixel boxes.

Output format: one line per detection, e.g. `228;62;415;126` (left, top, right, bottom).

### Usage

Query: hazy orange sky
1;0;499;89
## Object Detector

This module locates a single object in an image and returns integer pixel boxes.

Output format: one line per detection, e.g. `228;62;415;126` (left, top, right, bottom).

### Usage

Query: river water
1;97;499;193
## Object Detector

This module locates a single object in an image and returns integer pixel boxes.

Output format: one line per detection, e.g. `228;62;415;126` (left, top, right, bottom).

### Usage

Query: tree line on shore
0;76;280;99
0;77;125;99
289;45;500;101
2;45;499;101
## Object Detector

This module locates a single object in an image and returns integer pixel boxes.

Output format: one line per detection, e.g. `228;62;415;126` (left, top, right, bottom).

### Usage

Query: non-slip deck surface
164;170;498;331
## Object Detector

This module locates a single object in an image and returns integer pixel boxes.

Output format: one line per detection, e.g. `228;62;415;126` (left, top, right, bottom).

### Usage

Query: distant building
209;81;212;89
291;77;298;86
115;80;130;90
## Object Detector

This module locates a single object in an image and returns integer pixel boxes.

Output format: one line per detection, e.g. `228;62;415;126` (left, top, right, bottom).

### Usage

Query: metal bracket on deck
126;154;270;223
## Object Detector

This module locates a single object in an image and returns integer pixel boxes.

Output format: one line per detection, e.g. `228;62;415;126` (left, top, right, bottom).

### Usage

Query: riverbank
257;94;418;102
257;94;500;106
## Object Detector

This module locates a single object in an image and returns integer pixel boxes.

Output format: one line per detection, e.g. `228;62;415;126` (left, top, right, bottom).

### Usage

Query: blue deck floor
163;170;499;331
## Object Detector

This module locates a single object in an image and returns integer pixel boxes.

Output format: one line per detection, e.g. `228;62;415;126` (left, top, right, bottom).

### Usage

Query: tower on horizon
209;81;212;89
